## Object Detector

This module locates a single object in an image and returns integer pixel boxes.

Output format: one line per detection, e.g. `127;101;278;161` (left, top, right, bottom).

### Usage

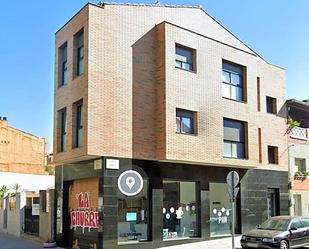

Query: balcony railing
290;127;308;140
294;171;307;180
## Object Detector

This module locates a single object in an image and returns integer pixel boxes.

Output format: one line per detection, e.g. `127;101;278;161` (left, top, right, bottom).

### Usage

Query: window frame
58;42;68;87
74;28;84;78
223;118;247;159
222;60;246;102
76;100;83;148
268;145;279;164
175;44;196;73
176;108;197;135
266;96;277;114
58;108;67;153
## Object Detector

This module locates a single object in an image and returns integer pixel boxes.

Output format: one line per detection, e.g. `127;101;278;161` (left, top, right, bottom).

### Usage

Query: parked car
240;216;309;249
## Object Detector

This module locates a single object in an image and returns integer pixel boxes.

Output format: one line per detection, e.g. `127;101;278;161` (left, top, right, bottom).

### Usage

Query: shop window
209;182;232;237
163;181;199;240
117;189;149;244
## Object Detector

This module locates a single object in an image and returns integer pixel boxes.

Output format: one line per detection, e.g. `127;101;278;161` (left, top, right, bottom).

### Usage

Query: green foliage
45;165;55;175
0;185;8;199
11;183;21;197
287;116;301;128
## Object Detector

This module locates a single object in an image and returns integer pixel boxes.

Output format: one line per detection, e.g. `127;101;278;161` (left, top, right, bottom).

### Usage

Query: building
0;117;45;175
287;99;309;216
0;117;55;238
53;3;289;249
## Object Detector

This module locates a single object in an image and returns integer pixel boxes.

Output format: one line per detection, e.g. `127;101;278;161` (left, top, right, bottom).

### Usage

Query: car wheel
280;240;289;249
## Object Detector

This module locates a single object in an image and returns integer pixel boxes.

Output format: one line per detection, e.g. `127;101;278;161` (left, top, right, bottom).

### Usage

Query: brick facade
53;3;288;173
0;118;45;174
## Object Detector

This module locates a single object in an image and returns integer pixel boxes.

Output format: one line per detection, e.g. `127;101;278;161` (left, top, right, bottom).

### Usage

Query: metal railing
290;127;308;140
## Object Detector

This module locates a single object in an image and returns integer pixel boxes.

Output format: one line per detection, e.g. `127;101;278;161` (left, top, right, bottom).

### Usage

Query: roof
287;99;309;111
56;1;285;69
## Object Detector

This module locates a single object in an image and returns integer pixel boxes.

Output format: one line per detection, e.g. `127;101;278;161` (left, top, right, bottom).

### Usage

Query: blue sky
1;0;309;151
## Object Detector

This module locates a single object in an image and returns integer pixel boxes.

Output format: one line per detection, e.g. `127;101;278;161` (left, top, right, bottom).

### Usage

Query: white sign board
32;204;40;216
106;159;119;170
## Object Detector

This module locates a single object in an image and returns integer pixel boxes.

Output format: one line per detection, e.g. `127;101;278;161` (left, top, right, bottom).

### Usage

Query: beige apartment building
53;3;289;249
0;117;45;174
287;100;309;217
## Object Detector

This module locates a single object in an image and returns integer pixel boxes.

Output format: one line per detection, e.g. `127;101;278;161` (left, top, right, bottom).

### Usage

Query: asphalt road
0;233;43;249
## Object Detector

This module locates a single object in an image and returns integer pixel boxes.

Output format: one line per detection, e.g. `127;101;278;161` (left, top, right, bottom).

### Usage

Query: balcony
290;127;308;140
294;171;307;180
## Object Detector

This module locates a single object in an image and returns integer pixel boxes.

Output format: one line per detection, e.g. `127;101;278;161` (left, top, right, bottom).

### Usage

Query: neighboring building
53;3;289;249
287;99;309;216
0;117;55;238
0;117;45;175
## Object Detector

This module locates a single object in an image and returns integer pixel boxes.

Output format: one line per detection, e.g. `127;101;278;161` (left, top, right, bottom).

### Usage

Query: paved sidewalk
0;232;62;249
157;236;242;249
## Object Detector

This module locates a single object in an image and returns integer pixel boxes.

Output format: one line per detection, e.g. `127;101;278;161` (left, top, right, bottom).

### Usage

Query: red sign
70;192;99;232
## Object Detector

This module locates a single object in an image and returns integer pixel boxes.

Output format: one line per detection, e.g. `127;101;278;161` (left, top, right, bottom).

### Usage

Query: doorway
267;188;279;218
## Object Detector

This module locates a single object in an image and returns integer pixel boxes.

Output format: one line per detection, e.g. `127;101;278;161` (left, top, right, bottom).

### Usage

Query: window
176;109;196;134
74;29;84;77
163;181;199;240
175;44;195;72
268;146;278;164
295;158;306;172
257;77;261;111
58;108;67;152
222;61;245;102
266;96;277;114
59;42;68;86
73;100;83;148
223;119;246;158
117;182;149;245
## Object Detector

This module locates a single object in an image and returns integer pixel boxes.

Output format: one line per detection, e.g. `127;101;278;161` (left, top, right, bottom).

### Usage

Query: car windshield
258;218;290;231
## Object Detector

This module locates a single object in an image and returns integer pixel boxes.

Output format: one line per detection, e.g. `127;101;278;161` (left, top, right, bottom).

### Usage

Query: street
0;233;61;249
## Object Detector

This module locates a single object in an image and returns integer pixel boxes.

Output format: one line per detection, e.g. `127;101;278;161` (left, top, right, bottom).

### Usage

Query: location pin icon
126;176;135;190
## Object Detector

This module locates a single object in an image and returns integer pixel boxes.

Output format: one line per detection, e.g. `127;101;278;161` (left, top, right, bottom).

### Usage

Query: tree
11;183;21;197
0;185;8;199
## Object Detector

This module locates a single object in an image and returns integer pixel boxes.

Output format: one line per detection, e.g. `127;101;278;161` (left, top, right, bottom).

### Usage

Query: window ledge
223;157;249;161
266;112;278;116
222;97;247;104
175;66;197;74
176;132;198;136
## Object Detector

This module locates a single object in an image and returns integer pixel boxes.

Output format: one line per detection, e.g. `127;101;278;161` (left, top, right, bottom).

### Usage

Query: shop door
24;197;40;235
68;178;101;249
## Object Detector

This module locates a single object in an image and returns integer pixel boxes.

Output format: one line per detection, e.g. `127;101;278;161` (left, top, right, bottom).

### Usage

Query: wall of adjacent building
0;119;45;174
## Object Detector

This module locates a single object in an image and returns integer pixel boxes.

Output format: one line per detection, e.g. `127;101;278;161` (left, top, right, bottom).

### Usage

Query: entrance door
267;188;279;218
209;182;233;237
294;194;302;216
24;197;40;235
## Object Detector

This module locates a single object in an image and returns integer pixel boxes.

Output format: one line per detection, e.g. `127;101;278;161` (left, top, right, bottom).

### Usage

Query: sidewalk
157;236;242;249
0;232;62;249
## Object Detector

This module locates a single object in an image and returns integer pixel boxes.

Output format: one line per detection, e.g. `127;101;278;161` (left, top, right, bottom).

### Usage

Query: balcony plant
287;116;301;133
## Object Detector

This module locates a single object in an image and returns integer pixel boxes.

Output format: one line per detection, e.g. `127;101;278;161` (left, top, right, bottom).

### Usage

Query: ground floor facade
54;158;289;249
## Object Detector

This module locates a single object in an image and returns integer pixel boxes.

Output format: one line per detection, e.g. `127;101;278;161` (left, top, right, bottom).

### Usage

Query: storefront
55;158;289;249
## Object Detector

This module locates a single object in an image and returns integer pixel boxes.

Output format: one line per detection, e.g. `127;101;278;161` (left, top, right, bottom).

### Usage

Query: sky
1;0;309;152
